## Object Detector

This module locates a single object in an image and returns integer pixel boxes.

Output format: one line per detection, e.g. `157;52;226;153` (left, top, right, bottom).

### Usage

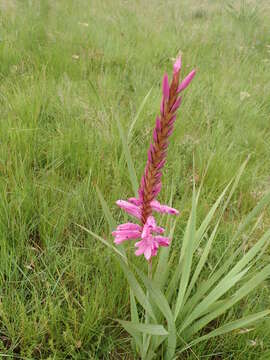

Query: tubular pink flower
127;197;179;216
134;216;171;260
173;56;182;74
116;200;141;219
177;70;196;93
112;216;168;259
150;200;180;215
112;223;142;244
170;96;182;112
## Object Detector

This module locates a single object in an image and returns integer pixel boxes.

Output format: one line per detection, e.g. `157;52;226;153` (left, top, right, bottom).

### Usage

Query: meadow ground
0;0;270;358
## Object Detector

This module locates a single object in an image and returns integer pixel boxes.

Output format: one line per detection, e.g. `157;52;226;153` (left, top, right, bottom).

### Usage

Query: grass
0;0;270;358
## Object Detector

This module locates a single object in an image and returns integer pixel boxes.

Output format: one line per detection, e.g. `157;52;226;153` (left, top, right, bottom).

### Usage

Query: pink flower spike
177;70;196;93
116;200;141;219
150;199;179;215
173;56;182;74
162;73;170;99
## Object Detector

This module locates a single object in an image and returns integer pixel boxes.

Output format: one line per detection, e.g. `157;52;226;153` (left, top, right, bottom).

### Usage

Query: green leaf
130;289;140;324
96;185;116;231
134;266;176;360
184;221;219;304
178;310;270;353
154;219;177;289
118;258;157;322
95;186;127;257
228;227;270;278
180;267;249;333
184;160;249;304
117;320;143;353
118;320;168;336
116;116;138;196
183;191;270;317
130;289;141;354
184;263;270;340
174;185;197;320
173;160;248;316
194;182;231;250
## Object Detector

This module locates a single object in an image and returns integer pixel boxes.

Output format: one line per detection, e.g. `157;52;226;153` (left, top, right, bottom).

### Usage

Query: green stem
148;259;152;280
142;259;153;359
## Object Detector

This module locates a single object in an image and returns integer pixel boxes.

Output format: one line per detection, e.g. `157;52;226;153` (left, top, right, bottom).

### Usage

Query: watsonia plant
80;56;270;359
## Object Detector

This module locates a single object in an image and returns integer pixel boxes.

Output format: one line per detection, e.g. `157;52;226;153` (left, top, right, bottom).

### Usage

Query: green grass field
1;0;270;358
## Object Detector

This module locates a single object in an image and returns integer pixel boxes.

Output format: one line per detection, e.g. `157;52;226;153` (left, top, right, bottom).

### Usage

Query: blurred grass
0;0;270;358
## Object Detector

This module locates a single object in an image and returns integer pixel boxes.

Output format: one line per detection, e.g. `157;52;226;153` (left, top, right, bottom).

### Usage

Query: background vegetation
0;0;270;358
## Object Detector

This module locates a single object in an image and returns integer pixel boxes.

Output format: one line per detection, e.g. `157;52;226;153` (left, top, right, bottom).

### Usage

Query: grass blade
75;223;126;260
116;116;139;196
96;185;116;231
127;87;153;142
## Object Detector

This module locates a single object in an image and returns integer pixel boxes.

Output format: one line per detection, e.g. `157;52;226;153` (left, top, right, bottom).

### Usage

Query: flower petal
144;246;152;261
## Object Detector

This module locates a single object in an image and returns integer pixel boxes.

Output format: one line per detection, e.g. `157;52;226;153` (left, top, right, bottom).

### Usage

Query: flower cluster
112;56;195;261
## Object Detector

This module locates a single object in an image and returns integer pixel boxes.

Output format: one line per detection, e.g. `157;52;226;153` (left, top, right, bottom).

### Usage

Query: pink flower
150;199;179;215
116;200;141;219
112;198;178;260
177;70;196;93
112;216;169;261
173;56;182;74
134;216;170;261
112;223;142;244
